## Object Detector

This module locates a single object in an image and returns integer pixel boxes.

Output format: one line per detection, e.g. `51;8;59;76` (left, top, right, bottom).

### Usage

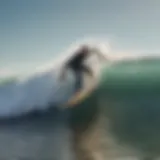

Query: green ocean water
0;58;160;159
70;58;160;158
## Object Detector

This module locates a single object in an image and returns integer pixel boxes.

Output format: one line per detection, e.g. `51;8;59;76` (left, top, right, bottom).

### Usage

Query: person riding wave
59;45;108;94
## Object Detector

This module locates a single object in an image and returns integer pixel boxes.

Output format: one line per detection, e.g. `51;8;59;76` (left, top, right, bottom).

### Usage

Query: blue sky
1;0;160;75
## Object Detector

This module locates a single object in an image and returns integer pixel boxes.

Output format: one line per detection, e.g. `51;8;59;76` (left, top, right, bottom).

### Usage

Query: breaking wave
0;42;107;118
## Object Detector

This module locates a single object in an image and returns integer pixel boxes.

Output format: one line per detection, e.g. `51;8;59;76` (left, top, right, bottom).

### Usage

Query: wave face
98;57;160;156
66;57;160;158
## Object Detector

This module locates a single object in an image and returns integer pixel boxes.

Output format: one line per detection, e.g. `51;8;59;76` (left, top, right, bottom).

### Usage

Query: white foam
0;41;108;118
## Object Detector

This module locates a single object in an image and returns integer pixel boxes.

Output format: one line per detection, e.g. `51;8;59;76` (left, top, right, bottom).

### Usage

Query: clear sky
1;0;160;75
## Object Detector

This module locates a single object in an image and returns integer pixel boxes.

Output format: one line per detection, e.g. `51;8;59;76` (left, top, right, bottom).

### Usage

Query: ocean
0;56;160;160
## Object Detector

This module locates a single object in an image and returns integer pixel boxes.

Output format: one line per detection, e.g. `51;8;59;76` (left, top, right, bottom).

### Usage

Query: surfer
59;45;108;93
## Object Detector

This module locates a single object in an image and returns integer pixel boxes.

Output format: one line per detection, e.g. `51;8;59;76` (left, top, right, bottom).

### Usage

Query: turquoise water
70;58;160;158
98;58;160;156
0;58;160;159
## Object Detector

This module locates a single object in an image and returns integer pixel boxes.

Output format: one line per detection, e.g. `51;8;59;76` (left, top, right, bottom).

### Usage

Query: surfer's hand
102;55;108;62
91;48;108;62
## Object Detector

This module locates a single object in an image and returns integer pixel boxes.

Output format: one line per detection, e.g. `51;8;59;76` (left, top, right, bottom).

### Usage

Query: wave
1;39;159;118
0;42;107;118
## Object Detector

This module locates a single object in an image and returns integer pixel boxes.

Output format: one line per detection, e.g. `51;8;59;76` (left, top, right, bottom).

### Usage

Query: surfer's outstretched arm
91;48;108;62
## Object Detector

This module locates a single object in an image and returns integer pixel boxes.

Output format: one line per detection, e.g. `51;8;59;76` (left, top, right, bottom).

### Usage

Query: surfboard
63;80;98;108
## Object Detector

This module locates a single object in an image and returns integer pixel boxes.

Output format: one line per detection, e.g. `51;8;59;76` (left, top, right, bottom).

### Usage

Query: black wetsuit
66;51;91;92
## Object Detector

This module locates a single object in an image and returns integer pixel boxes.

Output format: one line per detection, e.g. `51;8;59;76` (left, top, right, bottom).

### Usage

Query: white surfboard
63;75;98;108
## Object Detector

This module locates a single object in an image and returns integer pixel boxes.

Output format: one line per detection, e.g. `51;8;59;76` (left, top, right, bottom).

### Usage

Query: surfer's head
79;45;90;54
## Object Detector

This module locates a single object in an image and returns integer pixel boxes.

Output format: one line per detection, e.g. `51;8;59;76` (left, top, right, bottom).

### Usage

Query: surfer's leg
74;70;83;93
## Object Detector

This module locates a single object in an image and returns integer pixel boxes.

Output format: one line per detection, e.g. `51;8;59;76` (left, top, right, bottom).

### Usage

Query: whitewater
0;42;111;118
